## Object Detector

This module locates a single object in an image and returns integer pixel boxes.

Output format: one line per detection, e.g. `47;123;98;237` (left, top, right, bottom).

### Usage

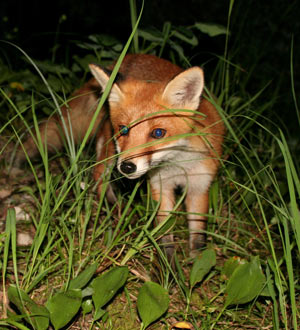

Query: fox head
89;63;205;179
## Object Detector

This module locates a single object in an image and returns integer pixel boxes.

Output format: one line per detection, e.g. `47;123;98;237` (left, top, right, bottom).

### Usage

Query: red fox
14;54;224;258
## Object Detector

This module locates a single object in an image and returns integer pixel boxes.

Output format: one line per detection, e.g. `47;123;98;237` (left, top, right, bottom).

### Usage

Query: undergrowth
0;1;299;329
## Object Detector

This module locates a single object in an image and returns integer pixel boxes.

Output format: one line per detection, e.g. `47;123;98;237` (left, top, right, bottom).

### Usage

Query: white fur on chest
149;139;213;194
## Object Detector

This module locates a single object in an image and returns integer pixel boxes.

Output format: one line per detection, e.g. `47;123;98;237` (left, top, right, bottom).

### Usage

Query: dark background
1;0;299;137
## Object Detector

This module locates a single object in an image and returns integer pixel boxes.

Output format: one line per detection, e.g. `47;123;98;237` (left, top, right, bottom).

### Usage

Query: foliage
0;1;299;329
2;248;271;330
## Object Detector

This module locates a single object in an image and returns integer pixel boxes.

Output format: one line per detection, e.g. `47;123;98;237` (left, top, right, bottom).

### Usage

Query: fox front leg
151;187;176;261
185;191;209;257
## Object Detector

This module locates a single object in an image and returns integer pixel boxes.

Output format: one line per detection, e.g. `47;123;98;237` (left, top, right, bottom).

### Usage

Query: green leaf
81;299;93;314
91;266;129;312
82;286;94;297
173;27;198;46
225;256;266;307
221;256;246;280
46;289;82;329
8;285;49;330
0;319;31;330
137;282;169;329
194;22;228;37
137;28;164;43
69;263;98;290
94;307;107;321
190;249;216;288
88;33;120;47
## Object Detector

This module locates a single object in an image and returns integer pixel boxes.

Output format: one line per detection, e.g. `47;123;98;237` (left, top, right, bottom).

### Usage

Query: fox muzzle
120;161;137;175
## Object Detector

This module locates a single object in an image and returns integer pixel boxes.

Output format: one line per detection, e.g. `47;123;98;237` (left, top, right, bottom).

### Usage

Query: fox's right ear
89;64;124;103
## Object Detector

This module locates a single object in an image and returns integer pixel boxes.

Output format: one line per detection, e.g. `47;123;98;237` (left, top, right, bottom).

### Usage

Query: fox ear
89;64;123;103
162;67;204;112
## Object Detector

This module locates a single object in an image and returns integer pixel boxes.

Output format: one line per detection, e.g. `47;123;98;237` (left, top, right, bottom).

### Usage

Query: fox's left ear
162;67;204;112
89;64;123;103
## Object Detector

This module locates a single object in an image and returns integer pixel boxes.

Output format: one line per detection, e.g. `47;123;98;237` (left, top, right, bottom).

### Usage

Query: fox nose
120;161;137;174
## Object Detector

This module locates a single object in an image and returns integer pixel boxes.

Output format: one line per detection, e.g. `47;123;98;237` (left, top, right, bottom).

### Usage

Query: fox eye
119;125;129;135
151;128;166;139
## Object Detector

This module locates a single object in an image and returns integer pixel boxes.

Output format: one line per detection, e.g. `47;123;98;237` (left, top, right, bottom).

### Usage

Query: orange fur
15;54;225;258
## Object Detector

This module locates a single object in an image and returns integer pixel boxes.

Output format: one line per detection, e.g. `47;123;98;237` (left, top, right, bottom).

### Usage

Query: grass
0;2;299;329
